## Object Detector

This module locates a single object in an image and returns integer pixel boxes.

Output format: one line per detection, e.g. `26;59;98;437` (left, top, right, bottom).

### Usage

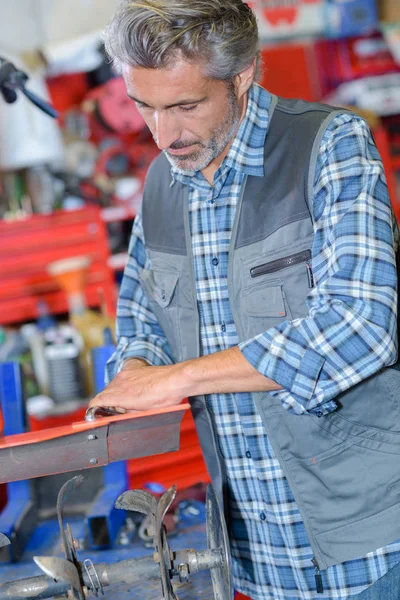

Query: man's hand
88;358;188;413
88;347;281;414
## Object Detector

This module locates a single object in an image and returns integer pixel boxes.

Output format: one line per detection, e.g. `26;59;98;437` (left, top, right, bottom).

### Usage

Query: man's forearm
90;346;282;413
181;346;282;397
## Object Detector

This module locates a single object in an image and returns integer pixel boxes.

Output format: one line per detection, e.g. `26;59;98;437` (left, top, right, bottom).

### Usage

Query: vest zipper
306;260;315;288
250;249;312;279
312;558;324;594
197;300;205;358
197;300;227;468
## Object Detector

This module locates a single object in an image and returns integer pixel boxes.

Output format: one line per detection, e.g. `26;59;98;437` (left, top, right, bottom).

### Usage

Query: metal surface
55;476;85;600
156;486;178;600
0;405;188;483
57;476;84;564
206;485;233;600
33;557;82;599
115;489;158;515
83;559;104;597
0;575;69;598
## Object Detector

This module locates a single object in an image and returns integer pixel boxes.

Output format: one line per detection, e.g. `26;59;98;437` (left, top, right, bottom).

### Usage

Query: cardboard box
379;0;400;24
248;0;324;40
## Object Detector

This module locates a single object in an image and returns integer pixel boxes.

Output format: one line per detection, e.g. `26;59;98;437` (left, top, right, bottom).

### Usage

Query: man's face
122;57;241;173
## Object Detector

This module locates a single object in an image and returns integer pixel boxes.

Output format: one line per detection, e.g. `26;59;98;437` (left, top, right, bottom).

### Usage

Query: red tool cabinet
0;207;116;325
0;207;209;492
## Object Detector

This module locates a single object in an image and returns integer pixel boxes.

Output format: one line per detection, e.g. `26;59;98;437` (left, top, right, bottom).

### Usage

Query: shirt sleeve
239;113;398;416
105;212;174;383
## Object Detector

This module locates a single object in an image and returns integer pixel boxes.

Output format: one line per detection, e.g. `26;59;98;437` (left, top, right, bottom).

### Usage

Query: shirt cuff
106;339;173;383
239;337;331;413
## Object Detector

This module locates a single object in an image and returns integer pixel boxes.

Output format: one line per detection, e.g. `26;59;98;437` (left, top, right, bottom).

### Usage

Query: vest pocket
239;245;313;340
323;368;400;448
139;267;181;361
250;249;312;279
243;280;287;317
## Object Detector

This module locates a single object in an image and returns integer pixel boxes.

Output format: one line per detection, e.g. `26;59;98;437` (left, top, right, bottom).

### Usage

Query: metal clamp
83;559;104;597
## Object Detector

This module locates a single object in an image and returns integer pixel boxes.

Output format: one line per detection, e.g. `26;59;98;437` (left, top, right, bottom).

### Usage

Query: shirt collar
169;84;272;185
224;84;271;177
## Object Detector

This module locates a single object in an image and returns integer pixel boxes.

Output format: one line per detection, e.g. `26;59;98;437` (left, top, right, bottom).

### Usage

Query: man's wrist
178;358;204;397
121;357;150;371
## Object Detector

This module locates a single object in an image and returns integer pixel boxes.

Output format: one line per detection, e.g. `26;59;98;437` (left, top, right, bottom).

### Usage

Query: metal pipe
94;556;160;585
0;576;69;599
0;548;224;599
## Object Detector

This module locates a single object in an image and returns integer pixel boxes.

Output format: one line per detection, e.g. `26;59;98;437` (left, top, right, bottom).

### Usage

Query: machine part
0;404;189;484
138;514;154;543
178;563;190;584
206;486;233;600
85;460;128;550
115;489;158;516
33;557;83;600
0;483;232;600
57;476;84;564
83;559;104;597
116;487;177;597
0;536;9;549
155;486;178;599
55;476;85;600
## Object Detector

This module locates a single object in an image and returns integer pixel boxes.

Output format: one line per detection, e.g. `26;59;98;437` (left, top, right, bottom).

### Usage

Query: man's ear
234;58;257;100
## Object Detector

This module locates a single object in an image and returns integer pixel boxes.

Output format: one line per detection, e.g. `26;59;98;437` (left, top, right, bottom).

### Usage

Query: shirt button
316;411;323;418
221;324;226;333
260;512;266;521
246;451;251;459
212;258;219;266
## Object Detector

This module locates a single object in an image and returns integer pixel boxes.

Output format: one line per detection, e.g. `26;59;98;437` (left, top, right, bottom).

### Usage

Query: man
89;1;400;598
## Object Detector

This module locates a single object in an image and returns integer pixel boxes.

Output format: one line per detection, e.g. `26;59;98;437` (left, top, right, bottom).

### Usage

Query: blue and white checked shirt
108;85;400;599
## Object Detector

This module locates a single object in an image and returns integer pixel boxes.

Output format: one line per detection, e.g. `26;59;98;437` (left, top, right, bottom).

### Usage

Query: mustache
169;140;201;150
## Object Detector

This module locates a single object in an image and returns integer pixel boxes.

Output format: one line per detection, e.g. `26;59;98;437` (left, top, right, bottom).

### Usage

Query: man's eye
180;105;198;112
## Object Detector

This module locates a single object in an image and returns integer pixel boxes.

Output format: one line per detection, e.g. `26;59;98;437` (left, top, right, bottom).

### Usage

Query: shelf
108;253;129;272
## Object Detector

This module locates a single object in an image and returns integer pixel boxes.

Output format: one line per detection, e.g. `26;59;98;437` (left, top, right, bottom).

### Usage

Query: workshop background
0;0;399;597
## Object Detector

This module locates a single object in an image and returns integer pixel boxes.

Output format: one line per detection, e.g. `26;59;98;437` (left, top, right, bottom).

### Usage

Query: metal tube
100;556;160;584
175;549;223;574
0;548;224;599
0;576;69;599
0;557;161;600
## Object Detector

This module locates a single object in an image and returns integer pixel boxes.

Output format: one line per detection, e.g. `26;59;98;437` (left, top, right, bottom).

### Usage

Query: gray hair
104;0;261;81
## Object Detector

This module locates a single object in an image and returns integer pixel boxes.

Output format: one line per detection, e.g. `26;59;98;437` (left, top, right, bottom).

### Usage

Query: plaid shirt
108;85;400;599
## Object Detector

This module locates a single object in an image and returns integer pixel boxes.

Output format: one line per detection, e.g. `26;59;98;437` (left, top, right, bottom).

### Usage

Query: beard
163;84;242;174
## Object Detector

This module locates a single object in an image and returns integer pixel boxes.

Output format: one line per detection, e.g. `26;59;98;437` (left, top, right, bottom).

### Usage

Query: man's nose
154;111;180;151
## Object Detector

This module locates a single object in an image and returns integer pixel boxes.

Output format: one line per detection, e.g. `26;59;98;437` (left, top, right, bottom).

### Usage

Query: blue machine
0;362;37;562
0;343;129;561
85;344;128;549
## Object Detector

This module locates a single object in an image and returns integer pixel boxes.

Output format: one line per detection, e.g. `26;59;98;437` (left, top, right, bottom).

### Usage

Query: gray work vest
140;96;400;572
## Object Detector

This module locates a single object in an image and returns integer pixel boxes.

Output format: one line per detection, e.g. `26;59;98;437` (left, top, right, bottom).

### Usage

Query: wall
0;0;119;54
